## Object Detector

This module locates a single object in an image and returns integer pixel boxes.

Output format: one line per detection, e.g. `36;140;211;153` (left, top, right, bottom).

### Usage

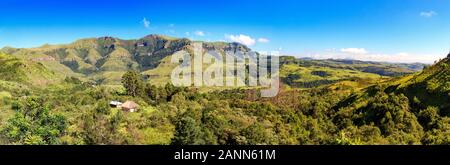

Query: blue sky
1;0;449;63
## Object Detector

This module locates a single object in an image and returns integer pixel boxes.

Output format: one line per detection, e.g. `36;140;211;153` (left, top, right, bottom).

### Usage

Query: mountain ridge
0;34;427;86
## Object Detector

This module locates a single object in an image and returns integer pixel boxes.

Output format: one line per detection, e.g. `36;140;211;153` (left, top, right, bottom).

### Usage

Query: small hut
121;101;139;112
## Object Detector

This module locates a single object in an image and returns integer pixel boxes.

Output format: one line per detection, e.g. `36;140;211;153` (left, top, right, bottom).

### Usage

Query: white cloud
305;48;442;64
258;38;270;43
340;48;368;54
420;11;437;18
142;17;150;28
194;31;205;36
225;34;256;46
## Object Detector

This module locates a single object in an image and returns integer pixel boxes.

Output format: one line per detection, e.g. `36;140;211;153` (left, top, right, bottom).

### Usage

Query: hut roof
121;101;138;109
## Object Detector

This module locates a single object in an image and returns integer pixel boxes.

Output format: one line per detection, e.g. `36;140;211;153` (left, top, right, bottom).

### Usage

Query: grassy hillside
0;52;63;86
280;56;425;76
280;63;386;88
393;56;450;113
336;56;449;114
332;56;450;144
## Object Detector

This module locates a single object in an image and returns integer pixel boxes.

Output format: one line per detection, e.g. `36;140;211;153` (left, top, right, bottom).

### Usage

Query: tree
80;102;133;145
171;116;205;145
240;123;277;145
418;106;443;131
0;97;67;144
121;71;144;97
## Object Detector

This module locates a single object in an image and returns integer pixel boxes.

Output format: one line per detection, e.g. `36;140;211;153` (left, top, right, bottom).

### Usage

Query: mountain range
0;34;427;87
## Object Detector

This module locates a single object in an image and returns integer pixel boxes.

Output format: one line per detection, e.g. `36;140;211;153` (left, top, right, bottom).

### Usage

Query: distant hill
280;62;385;88
278;56;426;88
280;56;426;77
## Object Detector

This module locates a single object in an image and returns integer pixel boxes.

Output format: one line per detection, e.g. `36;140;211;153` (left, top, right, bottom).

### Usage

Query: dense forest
0;36;448;145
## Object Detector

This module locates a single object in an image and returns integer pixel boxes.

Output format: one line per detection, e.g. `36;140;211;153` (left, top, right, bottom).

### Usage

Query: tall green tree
171;116;205;145
121;70;144;97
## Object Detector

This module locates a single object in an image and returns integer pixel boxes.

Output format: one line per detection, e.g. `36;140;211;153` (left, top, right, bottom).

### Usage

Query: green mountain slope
0;52;63;86
332;55;450;144
337;55;449;113
393;55;450;112
280;63;386;88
